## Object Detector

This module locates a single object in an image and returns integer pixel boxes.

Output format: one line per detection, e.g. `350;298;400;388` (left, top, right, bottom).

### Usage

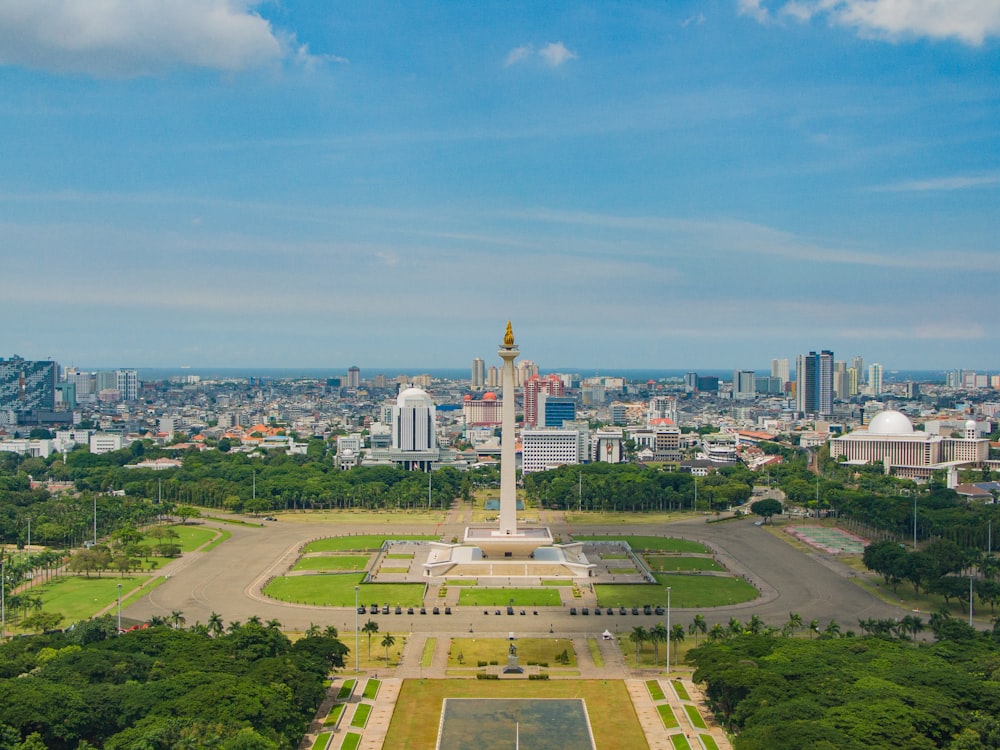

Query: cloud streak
0;0;313;77
869;174;1000;192
504;41;578;68
742;0;1000;45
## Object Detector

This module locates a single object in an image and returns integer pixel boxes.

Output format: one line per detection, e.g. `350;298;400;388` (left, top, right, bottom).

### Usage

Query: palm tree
246;615;262;627
785;612;803;637
324;625;339;638
227;620;242;634
649;623;668;665
808;619;820;638
708;624;726;643
169;610;186;630
689;615;707;644
363;619;379;660
306;622;321;638
267;619;283;631
207;611;224;638
727;617;743;638
822;620;841;638
629;626;648;665
381;632;396;665
745;615;764;635
670;623;685;665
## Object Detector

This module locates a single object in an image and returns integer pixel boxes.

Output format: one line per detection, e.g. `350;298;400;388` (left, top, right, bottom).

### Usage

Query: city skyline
1;2;998;369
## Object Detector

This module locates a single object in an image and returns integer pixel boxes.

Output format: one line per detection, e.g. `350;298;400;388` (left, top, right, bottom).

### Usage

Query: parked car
433;606;440;614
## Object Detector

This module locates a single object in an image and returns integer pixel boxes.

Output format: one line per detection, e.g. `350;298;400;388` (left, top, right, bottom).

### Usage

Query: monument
423;322;592;576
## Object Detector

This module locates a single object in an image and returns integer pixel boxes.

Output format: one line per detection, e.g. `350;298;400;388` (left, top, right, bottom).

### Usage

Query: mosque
829;409;989;484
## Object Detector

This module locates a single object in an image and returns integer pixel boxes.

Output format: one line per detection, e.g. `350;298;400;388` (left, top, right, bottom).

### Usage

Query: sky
1;0;998;372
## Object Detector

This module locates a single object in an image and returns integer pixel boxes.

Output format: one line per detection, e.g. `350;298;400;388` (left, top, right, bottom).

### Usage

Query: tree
784;612;803;637
750;498;783;524
362;620;379;661
175;506;200;525
207;611;224;638
629;626;648;665
903;551;939;596
19;611;64;633
169;610;186;629
381;632;395;665
689;614;707;644
670;623;686;663
649;623;668;665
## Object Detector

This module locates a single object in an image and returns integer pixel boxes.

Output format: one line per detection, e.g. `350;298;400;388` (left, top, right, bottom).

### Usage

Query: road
125;511;909;636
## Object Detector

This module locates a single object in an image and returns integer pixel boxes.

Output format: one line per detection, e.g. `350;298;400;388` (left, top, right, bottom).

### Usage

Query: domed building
462;390;502;426
830;409;989;482
388;386;439;471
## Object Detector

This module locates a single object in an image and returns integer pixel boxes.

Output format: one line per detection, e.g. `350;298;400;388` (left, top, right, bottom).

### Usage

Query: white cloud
504;44;532;67
538;41;577;67
682;13;707;28
748;0;1000;45
0;0;316;77
869;174;1000;192
738;0;770;23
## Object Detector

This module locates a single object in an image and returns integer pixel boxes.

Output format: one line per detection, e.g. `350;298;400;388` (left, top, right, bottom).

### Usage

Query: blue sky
1;1;998;372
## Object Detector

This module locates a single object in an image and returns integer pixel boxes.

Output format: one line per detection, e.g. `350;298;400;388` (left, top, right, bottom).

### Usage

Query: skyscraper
116;369;138;401
471;357;485;390
523;374;565;427
771;358;790;388
346;366;361;388
851;355;866;385
733;370;756;400
0;357;56;417
869;363;883;396
796;350;834;417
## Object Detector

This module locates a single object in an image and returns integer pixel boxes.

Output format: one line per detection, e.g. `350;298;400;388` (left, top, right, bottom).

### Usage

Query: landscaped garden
456;588;562;607
596;572;756;608
264;572;425;607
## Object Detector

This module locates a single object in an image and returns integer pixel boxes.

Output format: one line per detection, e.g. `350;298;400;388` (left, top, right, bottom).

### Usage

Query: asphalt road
124;512;910;638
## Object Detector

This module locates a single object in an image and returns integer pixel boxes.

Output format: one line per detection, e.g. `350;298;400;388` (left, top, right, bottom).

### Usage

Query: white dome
397;387;433;407
867;410;914;435
966;420;977;429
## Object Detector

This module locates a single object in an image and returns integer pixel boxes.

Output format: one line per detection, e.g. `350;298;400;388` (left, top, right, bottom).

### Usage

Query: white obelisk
498;321;519;537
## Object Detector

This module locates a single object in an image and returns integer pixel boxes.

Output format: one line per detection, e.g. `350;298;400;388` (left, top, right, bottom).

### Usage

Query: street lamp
666;586;672;672
117;583;122;633
1;558;6;642
354;586;360;673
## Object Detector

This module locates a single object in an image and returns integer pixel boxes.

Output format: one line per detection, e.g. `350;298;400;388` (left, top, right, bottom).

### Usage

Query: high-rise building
487;366;499;388
851;356;866;385
523;374;565;427
539;394;576;427
771;358;790;388
471;357;485;390
346;366;361;389
516;359;539;387
684;372;698;393
0;357;57;416
116;369;138;401
733;370;756;400
796;350;834;417
868;363;883;396
521;429;582;474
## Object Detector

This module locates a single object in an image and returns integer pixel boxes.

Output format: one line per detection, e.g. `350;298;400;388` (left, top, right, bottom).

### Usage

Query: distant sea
130;367;950;385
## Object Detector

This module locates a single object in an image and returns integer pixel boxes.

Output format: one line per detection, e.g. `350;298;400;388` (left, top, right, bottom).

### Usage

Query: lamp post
665;586;672;672
1;558;6;642
117;583;122;633
354;586;360;673
970;576;974;627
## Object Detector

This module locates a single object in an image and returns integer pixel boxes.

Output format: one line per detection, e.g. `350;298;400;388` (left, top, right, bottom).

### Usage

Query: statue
509;641;517;656
503;321;515;348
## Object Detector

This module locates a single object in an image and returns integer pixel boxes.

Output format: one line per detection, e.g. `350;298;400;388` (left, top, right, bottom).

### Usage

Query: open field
303;535;437;553
447;637;576;667
574;535;710;554
264;573;425;607
596;573;757;608
30;575;148;625
457;588;562;607
292;555;371;572
383;679;647;749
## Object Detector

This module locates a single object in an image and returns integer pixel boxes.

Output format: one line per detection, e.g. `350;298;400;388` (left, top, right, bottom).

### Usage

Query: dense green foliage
0;617;347;750
689;625;1000;750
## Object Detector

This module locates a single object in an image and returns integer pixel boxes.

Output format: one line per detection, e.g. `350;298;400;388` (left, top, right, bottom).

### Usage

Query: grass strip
540;580;574;586
671;734;692;750
657;704;679;729
292;555;370;572
323;704;345;727
573;535;709;554
684;704;708;729
310;731;331;750
673;680;691;701
351;703;372;729
303;535;436;553
336;679;356;701
595;573;756;608
700;735;721;750
646;556;723;572
363;678;381;700
341;733;362;750
421;638;437;668
586;638;604;668
264;573;425;607
457;588;562;607
646;679;666;702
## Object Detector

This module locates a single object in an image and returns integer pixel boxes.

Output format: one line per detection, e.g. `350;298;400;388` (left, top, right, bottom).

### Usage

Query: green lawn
421;638;437;667
457;588;562;607
684;704;708;729
351;703;372;728
302;535;437;553
673;680;691;701
292;555;371;572
363;679;381;700
340;732;361;750
671;734;692;749
587;638;604;668
645;556;723;572
647;680;666;702
657;704;679;729
264;573;425;607
30;574;148;626
383;680;648;749
170;525;227;552
336;679;356;701
540;580;574;586
310;731;331;750
385;553;414;559
448;638;576;667
323;704;345;727
573;535;710;554
595;573;757;608
701;735;721;750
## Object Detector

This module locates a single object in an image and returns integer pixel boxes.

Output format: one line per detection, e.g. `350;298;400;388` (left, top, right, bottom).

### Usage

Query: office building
116;369;139;401
796;350;834;417
0;357;57;418
868;363;883;396
346;366;361;389
487;366;499;388
733;370;756;400
851;356;866;385
471;357;485;390
539;394;576;427
521;429;582;474
524;374;565;427
684;372;698;393
771;358;790;387
389;386;438;471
